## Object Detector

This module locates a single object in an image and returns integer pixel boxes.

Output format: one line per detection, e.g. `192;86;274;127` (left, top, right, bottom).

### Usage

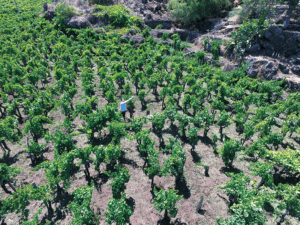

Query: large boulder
291;66;300;75
149;29;199;42
246;58;269;78
65;16;92;29
264;25;285;50
245;43;261;54
86;13;109;26
132;35;145;47
263;61;278;80
279;64;290;74
145;15;172;29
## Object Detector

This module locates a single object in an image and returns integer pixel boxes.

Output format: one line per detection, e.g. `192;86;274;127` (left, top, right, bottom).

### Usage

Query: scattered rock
130;28;136;35
279;63;290;74
140;6;146;13
132;35;145;47
65;16;92;29
292;58;300;65
291;66;300;75
148;6;154;12
145;13;152;20
86;14;98;24
122;35;131;41
145;19;172;29
283;68;290;74
155;4;161;11
279;63;287;70
262;41;275;51
43;2;47;13
245;43;261;53
75;0;83;6
264;61;278;80
246;58;268;78
149;29;199;42
45;11;56;21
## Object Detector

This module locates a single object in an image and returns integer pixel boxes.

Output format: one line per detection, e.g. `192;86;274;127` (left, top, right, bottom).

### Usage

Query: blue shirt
120;102;126;111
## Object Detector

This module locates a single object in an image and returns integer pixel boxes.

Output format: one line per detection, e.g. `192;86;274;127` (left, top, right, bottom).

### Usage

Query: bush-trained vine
2;0;300;223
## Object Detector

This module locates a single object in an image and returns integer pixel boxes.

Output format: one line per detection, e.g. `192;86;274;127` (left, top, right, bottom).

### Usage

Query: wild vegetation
1;0;300;224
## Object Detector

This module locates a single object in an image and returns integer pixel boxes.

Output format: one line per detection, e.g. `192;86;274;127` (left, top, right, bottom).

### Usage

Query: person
120;96;134;121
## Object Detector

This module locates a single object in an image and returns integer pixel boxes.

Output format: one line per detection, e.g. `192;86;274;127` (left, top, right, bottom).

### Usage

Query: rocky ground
38;0;300;90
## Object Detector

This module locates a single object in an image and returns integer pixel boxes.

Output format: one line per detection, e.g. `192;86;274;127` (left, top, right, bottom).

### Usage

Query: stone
265;61;274;69
43;2;47;12
145;13;152;20
132;35;145;47
262;41;274;51
155;4;161;11
86;14;98;24
264;61;278;80
122;35;131;41
43;11;55;21
148;6;155;12
246;58;268;78
130;28;136;35
245;43;261;53
291;66;300;75
65;16;92;29
140;6;145;13
283;68;289;74
145;20;172;29
264;25;285;50
292;58;300;65
279;63;287;70
121;35;130;43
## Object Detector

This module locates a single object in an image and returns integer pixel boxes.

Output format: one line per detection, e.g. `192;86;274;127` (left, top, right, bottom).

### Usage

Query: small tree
153;188;183;219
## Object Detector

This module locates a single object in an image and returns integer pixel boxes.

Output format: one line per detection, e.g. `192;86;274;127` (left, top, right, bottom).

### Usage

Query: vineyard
1;0;300;224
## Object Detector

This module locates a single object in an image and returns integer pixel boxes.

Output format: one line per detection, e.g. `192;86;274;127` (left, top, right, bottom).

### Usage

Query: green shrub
229;18;269;59
239;0;285;21
93;4;141;28
54;1;78;30
161;32;170;40
168;0;231;25
211;40;221;61
203;37;210;51
54;1;77;20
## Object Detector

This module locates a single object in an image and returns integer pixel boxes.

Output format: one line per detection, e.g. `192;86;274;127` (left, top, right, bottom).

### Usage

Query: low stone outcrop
145;14;172;29
65;16;92;29
37;2;56;22
149;29;199;42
